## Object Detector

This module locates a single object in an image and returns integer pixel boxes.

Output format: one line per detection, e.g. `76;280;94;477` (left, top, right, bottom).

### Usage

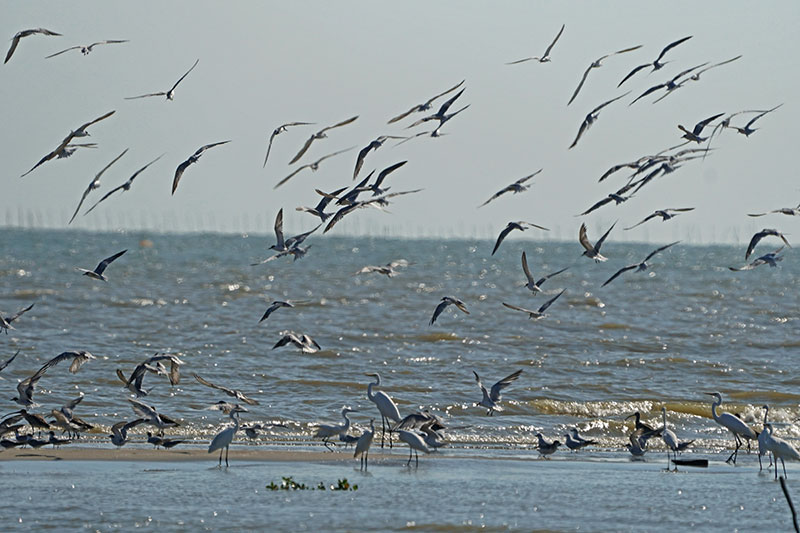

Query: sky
2;1;798;244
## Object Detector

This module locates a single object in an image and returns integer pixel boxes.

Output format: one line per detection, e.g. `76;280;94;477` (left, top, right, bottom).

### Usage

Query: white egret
705;392;757;464
758;405;773;471
397;429;431;466
314;406;357;451
354;419;375;470
366;373;402;448
763;423;800;479
660;407;680;467
208;405;247;467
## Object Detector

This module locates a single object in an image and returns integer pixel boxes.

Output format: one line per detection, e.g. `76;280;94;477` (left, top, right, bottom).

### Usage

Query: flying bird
275;146;353;189
748;204;800;218
429;296;469;325
39;350;97;375
678;113;724;143
601;241;680;286
569;92;630;149
84;154;163;215
0;350;20;372
567;45;642;105
288;115;359;164
109;419;145;447
295;187;348;222
473;369;522;415
617;36;692;87
75;249;127;281
267;207;321;253
172;141;230;195
272;332;321;353
507;24;565;65
1;304;35;334
367;161;408;196
125;58;199;100
263;122;314;168
502;289;566;320
520;251;568;294
579;222;616;262
129;398;180;435
726;103;783;136
356;259;409;278
578;184;636;216
69;149;128;224
688;55;742;82
21;110;116;177
492;221;550;255
353;136;407;180
259;301;294;323
193;373;259;406
387;79;464;124
479;170;542;207
729;247;784;271
5;28;61;64
45;39;128;58
745;229;791;259
407;87;466;128
624;208;694;230
628;63;708;106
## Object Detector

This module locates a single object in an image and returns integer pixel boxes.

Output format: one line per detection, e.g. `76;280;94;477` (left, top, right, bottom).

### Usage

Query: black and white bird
356;259;409;278
748;204;800;218
45;39;128;58
275;147;353;189
624;208;694;230
387;79;464;124
259;301;294;323
745;229;791;259
507;24;565;65
295;187;348;222
479;170;542;207
569;92;629;149
473;369;523;415
678;113;724;143
272;332;321;354
729;247;784;271
5;28;61;64
172;141;230;195
567;45;641;105
520;252;568;294
602;241;680;287
579;222;616;262
502;289;566;320
84;154;164;215
492;221;550;255
125;59;199;101
1;304;35;334
367;161;408;196
407;87;466;128
69;149;128;224
429;296;469;325
76;249;127;281
263;122;314;168
726;103;783;136
617;36;692;87
353;136;407;180
288;116;359;164
193;373;260;406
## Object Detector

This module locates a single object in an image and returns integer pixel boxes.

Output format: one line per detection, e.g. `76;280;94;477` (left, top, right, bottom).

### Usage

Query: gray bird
745;229;791;259
535;433;561;457
569;92;630;149
727;104;783;137
602;241;680;287
678;113;724;143
617;36;692;87
353;136;407;180
172;141;231;195
193;373;260;406
507;24;565;65
502;289;566;320
567;45;642;106
624;209;694;230
1;304;35;334
429;296;469;325
473;369;522;415
521;252;568;294
288;116;359;164
125;59;199;101
492;221;550;255
479;169;542;208
263;122;314;168
579;222;616;262
729;247;785;271
69;149;128;224
84;154;164;215
272;332;321;354
76;250;127;281
387;79;464;124
748;205;800;218
45;39;128;58
275;146;353;189
296;187;348;222
5;28;61;64
259;301;294;323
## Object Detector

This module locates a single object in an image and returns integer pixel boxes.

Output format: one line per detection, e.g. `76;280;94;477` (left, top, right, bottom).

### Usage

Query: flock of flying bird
2;23;798;472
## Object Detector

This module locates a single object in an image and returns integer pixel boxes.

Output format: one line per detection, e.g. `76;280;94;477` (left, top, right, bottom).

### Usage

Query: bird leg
380;416;386;448
407;447;413;466
218;448;223;467
415;449;419;467
323;437;334;451
225;446;230;467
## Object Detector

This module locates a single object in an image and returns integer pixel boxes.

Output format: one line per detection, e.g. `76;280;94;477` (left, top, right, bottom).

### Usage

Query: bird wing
321;115;359;133
479;187;509;207
602;264;639;287
569;118;590;149
89;39;129;48
274;164;310;189
643;241;680;263
655;36;692;63
263;133;277;168
692;113;725;136
492;224;515;255
521;251;536;284
374;160;408;188
591;91;630;115
273;208;285;249
579;195;614;216
629;83;666;105
74;110;116;133
578;223;593;252
387;105;420;124
94;249;127;275
542;23;565;58
6;303;34;324
489;369;523;402
522;221;550;231
124;91;168;100
617;63;649;87
429;300;449;325
45;45;81;58
536;267;569;287
502;302;536;314
353;142;376;180
506;57;536;65
83;183;125;215
567;64;593;106
259;303;280;323
169;58;199;93
128;398;158;420
452;298;469;314
323;204;359;234
4;33;22;63
20;146;62;177
288;135;316;165
0;350;20;372
196;140;231;155
624;213;657;230
537;289;565;313
193;373;235;396
593;222;617;252
70;149;128;223
745;231;766;259
436;87;466;116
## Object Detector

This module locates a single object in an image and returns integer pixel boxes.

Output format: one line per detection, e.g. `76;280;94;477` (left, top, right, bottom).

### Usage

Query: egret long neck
710;398;721;421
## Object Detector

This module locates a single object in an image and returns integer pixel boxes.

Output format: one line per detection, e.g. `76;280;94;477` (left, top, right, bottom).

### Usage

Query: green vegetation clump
266;476;358;491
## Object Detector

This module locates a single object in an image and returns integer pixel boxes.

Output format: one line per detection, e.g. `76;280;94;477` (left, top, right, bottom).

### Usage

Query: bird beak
703;392;716;396
624;413;635;420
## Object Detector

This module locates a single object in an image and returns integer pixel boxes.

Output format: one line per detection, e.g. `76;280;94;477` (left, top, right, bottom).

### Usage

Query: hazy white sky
3;1;798;243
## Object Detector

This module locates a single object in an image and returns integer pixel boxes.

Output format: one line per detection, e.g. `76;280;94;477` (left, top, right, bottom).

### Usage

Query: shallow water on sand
1;456;797;532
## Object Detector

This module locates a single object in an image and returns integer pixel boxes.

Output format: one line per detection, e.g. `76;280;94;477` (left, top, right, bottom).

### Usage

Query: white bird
397;429;431;466
472;369;523;415
314;406;357;451
758;405;774;472
366;372;402;448
75;249;127;281
658;407;695;467
125;59;199;101
45;39;128;58
506;24;565;65
705;392;757;464
208;405;247;467
579;222;616;262
763;422;800;479
520;251;568;294
354;419;375;470
68;149;129;224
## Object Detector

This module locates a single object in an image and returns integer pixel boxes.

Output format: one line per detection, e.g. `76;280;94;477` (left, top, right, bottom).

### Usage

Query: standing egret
763;423;800;479
314;406;357;451
397;429;431;467
758;405;774;471
208;405;247;467
354;419;375;470
660;407;680;467
705;392;757;464
366;373;402;448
